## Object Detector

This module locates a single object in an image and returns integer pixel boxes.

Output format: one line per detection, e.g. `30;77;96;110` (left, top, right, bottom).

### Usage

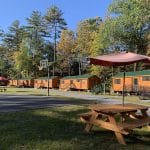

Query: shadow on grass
0;106;150;150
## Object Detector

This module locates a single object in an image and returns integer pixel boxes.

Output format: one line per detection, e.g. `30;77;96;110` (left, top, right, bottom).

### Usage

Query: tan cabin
9;78;34;88
9;79;18;87
9;78;34;87
34;76;60;89
59;74;101;91
112;70;150;93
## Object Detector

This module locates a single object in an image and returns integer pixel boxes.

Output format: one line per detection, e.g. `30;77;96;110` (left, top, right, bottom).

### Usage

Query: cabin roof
35;76;59;80
62;74;97;79
10;77;33;80
114;70;150;77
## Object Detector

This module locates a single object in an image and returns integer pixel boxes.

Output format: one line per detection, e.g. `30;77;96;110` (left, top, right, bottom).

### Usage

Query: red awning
90;52;150;66
0;76;8;81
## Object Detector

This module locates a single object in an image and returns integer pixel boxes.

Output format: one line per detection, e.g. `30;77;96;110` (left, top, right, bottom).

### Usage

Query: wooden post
123;66;126;106
47;66;50;96
108;115;126;145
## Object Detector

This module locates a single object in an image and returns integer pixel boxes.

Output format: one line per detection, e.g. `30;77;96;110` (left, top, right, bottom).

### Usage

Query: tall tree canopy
3;20;23;51
76;17;103;76
57;29;76;75
76;17;102;57
44;5;67;75
103;0;150;54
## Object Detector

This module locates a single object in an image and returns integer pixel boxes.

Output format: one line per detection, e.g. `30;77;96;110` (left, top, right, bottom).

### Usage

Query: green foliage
75;17;105;76
0;46;10;76
0;28;4;40
44;5;67;76
3;20;23;51
0;2;149;78
25;10;49;77
44;5;67;38
90;24;106;76
44;5;67;28
13;38;32;78
57;30;76;75
103;0;150;54
76;17;102;56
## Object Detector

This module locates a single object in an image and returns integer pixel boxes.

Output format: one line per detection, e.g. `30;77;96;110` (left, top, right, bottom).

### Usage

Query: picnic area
0;0;150;149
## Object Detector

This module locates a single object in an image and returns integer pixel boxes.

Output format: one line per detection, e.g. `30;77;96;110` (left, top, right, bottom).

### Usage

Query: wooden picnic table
0;86;7;92
80;103;150;145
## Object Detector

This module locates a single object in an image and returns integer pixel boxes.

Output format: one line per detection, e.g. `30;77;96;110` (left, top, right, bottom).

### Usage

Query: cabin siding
138;75;150;92
9;79;34;87
34;77;60;89
59;75;101;91
112;70;150;93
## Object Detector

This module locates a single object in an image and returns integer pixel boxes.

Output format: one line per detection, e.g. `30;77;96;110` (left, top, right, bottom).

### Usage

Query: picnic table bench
139;92;150;100
80;103;150;145
0;86;7;92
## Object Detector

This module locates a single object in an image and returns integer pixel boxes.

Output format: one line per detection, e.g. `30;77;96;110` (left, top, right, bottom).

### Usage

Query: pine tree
44;5;67;76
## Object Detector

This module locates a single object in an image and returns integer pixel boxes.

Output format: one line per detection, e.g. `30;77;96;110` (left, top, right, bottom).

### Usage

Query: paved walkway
0;90;121;112
0;89;149;115
49;89;123;103
0;95;95;112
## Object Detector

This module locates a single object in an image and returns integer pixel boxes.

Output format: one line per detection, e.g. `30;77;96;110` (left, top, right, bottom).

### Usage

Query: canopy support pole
122;66;126;106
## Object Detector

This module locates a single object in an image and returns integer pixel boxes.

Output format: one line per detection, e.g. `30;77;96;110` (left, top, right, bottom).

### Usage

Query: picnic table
0;86;7;92
80;103;150;145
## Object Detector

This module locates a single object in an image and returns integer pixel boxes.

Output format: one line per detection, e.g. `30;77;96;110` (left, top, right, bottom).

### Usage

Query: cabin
8;79;18;87
0;76;8;86
34;76;60;89
9;78;34;87
59;74;101;91
112;70;150;93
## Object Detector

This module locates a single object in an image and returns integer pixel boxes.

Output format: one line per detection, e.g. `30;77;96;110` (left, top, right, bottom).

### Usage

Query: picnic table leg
141;109;150;130
85;112;99;132
141;109;148;117
108;115;126;145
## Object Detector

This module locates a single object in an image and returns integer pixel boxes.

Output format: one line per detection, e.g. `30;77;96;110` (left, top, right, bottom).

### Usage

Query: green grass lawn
0;105;150;150
0;87;47;96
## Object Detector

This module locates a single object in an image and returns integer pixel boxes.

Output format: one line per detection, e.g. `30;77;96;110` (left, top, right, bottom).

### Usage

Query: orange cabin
112;70;150;93
8;79;18;87
34;76;60;89
59;74;101;91
9;78;34;87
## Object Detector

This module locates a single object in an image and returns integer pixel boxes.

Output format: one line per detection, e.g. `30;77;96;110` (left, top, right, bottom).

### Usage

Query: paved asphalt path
0;94;96;112
0;91;149;115
0;90;122;112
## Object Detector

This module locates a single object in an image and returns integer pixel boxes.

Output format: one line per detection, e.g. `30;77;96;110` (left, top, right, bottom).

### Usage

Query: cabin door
133;78;138;92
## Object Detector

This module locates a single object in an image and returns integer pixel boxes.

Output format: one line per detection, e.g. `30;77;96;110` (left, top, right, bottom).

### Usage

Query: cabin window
142;76;150;81
134;78;138;85
114;79;121;84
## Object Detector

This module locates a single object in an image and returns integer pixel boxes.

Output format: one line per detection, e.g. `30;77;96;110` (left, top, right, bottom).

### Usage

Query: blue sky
0;0;112;32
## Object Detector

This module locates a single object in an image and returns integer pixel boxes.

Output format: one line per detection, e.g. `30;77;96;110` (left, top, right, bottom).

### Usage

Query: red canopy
0;76;8;81
90;52;150;66
90;51;150;106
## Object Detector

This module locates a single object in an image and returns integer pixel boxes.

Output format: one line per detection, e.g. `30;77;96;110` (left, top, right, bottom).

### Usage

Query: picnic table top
89;103;149;114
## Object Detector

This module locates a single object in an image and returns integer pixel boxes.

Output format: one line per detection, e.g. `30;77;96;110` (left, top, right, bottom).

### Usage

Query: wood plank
118;117;150;130
85;119;128;135
89;104;149;114
82;111;99;132
108;115;126;145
